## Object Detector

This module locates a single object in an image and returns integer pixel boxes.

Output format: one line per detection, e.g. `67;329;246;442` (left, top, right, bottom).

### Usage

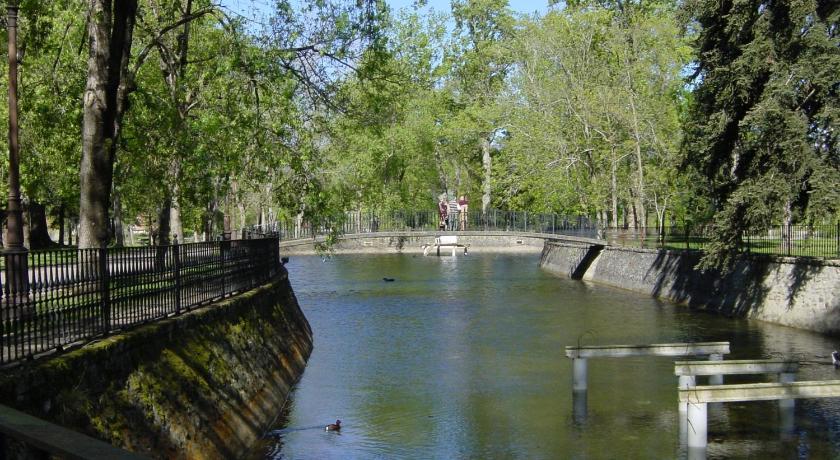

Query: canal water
251;253;840;459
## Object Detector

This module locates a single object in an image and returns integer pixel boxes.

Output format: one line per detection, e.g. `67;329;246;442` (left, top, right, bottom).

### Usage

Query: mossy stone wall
0;269;313;459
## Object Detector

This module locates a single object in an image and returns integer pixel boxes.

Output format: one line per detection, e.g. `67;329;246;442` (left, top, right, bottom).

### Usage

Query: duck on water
326;420;341;431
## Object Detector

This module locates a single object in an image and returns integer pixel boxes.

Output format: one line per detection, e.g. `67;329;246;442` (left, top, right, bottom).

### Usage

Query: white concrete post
572;358;588;392
679;375;697;413
708;354;723;385
451;247;456;257
687;402;708;451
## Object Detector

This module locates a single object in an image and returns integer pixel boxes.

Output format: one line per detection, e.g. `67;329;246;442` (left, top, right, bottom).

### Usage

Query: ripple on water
253;253;840;460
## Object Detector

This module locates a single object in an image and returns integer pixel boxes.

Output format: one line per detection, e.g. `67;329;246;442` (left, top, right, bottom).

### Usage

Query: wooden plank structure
565;342;731;392
679;380;840;455
674;359;799;378
675;359;799;396
675;359;801;457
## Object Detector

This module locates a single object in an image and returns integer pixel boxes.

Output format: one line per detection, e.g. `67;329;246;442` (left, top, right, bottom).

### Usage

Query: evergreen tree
682;0;840;269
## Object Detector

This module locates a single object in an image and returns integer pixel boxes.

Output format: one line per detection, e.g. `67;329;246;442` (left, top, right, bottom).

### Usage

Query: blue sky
388;0;550;15
221;1;550;20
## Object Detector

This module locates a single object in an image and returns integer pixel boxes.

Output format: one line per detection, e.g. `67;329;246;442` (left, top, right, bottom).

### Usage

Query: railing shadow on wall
0;238;280;366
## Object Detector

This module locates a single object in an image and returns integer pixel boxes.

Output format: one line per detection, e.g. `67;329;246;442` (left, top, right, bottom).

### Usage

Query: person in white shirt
448;198;459;231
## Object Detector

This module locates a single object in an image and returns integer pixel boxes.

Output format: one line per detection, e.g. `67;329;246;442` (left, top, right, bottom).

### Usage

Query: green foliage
7;0;833;263
499;4;690;224
682;0;840;269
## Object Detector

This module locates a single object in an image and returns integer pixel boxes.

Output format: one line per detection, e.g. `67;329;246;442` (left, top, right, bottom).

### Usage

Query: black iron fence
0;238;280;366
244;210;839;260
609;224;840;258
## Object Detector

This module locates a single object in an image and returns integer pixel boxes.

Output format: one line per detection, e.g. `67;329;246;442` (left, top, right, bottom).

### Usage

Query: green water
252;253;840;459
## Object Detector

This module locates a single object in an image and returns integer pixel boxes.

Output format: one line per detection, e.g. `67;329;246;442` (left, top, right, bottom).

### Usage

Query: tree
450;0;514;213
78;0;138;248
682;0;840;269
501;4;689;229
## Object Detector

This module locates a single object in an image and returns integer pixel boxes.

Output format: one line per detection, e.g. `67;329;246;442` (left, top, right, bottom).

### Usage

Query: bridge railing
244;211;839;259
0;237;280;366
243;210;600;240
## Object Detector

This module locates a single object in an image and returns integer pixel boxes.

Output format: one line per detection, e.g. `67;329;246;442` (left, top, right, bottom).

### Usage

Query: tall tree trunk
58;204;65;246
159;0;195;244
204;197;217;241
79;0;138;249
627;191;638;230
170;192;183;244
28;201;54;249
781;198;792;253
237;201;246;238
113;189;124;246
481;136;492;213
610;150;618;228
629;97;647;234
169;162;183;243
158;196;171;247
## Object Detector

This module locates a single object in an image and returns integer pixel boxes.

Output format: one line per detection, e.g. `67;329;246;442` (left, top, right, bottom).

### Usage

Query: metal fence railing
0;237;280;366
244;210;839;260
607;224;840;259
243;210;600;240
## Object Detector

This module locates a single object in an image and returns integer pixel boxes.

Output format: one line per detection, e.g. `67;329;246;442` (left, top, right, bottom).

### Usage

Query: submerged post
779;372;796;436
571;357;589;424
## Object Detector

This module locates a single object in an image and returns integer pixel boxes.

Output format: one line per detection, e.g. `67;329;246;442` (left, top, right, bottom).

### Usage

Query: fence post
220;239;227;297
173;241;181;315
273;237;280;276
836;222;839;258
685;224;690;250
99;246;110;333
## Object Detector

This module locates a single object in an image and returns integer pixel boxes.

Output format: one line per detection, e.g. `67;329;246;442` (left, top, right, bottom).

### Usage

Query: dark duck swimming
325;420;341;431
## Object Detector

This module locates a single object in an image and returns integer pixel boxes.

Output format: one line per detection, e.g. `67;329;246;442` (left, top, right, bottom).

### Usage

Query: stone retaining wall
541;242;840;336
0;269;313;459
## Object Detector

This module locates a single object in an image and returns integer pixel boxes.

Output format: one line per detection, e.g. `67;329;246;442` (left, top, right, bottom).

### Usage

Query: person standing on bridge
458;195;469;230
438;196;448;231
448;196;459;231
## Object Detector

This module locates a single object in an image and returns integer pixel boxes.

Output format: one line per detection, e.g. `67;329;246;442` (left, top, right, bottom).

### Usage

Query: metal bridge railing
243;210;839;260
242;210;600;241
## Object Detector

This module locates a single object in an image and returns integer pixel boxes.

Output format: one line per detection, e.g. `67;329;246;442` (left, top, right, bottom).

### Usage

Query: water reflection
249;253;840;459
